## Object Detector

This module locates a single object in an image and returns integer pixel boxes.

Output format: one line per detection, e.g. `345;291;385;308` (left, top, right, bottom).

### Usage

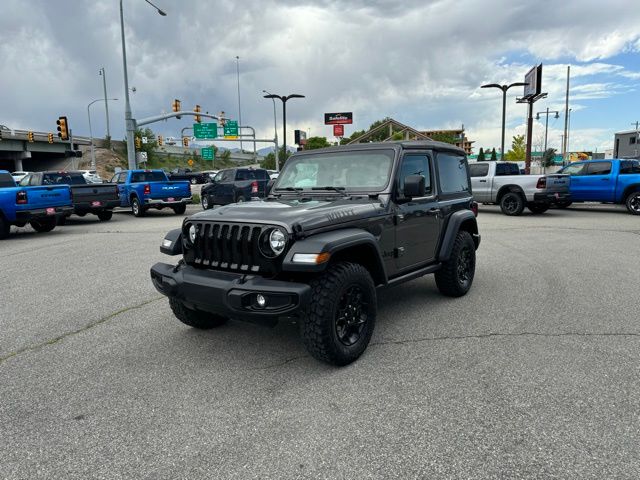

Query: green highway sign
223;120;238;138
193;122;217;139
201;147;214;160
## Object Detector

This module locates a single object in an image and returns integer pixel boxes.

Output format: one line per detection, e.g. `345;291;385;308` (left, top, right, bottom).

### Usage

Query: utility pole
236;56;243;153
562;65;570;165
99;67;111;145
633;121;639;157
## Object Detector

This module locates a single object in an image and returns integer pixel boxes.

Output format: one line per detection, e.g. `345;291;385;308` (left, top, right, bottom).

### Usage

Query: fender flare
282;228;387;283
438;210;479;262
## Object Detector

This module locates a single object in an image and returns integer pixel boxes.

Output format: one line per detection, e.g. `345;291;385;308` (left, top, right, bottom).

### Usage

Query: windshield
131;171;167;182
275;150;394;192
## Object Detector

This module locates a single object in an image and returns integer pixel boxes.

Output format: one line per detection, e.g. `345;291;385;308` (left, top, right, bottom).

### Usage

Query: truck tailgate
71;184;119;204
148;181;191;199
544;174;570;193
16;185;72;210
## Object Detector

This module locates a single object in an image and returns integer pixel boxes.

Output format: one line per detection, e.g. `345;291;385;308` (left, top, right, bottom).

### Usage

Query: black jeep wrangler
151;141;480;365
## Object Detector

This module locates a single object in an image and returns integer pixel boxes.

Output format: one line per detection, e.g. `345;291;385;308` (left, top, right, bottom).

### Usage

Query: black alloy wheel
626;191;640;215
335;285;369;347
500;192;524;216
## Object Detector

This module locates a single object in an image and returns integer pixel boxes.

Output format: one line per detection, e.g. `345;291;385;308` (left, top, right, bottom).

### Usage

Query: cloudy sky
1;0;639;154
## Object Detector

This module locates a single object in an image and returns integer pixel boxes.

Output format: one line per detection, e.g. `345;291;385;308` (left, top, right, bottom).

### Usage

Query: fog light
256;294;267;308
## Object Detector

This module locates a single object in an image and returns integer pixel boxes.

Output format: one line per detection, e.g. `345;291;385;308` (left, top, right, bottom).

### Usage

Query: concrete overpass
0;127;90;172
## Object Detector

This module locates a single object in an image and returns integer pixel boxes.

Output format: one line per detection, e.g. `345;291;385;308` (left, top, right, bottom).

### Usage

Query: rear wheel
169;298;228;329
235;194;245;203
190;177;198;185
527;203;549;214
626;191;640;215
97;210;113;221
435;230;476;297
300;262;376;366
30;217;57;233
201;194;212;210
500;192;525;216
173;204;186;215
0;216;10;240
131;197;145;217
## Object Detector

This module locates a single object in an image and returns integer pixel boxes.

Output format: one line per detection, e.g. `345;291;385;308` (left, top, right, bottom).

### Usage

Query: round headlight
268;228;287;256
189;224;197;243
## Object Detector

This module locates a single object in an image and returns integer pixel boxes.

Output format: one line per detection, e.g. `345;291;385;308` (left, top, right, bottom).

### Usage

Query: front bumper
145;196;192;207
150;262;311;323
15;205;74;222
533;192;571;204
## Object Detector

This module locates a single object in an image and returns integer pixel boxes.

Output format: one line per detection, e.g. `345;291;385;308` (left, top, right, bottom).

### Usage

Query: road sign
224;120;238;138
194;122;217;139
333;124;344;137
136;151;148;163
187;158;194;167
201;147;214;160
324;112;353;125
141;136;148;144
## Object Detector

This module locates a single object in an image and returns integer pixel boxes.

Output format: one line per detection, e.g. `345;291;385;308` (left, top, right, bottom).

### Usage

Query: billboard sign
333;124;345;137
324;112;353;125
524;64;542;99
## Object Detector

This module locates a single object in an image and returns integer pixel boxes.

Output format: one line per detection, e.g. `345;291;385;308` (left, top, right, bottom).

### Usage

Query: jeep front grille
186;221;276;274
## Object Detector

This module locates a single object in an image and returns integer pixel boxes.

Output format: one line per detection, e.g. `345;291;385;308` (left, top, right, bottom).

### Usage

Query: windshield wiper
273;186;304;198
311;186;349;197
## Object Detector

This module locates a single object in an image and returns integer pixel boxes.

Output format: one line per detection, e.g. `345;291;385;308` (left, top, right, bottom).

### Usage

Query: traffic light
194;105;201;123
172;98;182;119
157;135;163;146
219;111;226;126
27;131;34;142
135;136;141;149
48;133;54;144
182;136;189;147
56;116;69;140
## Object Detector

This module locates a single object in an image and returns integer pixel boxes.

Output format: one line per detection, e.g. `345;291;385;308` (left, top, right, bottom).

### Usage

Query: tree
305;136;331;150
429;132;459;145
260;146;292;170
127;127;157;164
490;148;497;161
542;148;556;168
505;135;526;161
477;147;485;161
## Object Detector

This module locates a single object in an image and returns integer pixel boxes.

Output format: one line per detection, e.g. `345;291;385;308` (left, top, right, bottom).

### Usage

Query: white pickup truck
469;161;571;215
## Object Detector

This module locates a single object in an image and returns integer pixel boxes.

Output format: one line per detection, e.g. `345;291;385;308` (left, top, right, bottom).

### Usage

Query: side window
468;163;489;177
495;163;519;176
213;171;225;182
30;173;42;186
437;153;469;194
620;160;640;174
586;162;612;175
398;154;431;195
19;175;30;186
562;163;586;176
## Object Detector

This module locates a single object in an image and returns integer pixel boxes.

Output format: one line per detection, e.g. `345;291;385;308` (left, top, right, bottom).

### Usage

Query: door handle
479;180;487;183
427;208;441;216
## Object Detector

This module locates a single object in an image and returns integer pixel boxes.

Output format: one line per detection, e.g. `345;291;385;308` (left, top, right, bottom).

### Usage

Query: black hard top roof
291;140;466;157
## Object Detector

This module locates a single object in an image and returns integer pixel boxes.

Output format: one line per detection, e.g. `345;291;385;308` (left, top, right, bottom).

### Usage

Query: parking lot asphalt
1;203;639;479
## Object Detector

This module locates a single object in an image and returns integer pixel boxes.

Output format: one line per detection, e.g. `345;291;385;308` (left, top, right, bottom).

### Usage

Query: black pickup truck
167;168;208;185
200;167;270;209
151;141;480;365
20;171;119;222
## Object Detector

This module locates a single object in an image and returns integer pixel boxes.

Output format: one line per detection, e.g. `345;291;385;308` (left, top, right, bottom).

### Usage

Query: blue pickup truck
0;170;74;239
557;159;640;214
110;169;192;217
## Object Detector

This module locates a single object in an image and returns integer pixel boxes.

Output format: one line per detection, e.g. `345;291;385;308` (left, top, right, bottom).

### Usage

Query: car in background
167;167;208;185
201;170;219;183
200;167;270;209
267;169;279;180
78;170;103;183
11;171;31;183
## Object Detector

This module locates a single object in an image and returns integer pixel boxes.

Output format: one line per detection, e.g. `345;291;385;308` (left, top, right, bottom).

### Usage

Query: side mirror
403;175;425;198
266;179;275;195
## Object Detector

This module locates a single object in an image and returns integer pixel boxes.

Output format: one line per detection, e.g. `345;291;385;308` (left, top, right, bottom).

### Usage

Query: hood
189;196;386;233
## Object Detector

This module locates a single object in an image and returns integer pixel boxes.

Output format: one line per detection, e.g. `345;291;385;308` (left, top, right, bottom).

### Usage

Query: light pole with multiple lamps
262;90;279;171
536;107;560;152
262;93;305;170
87;98;118;169
119;0;166;170
481;82;527;160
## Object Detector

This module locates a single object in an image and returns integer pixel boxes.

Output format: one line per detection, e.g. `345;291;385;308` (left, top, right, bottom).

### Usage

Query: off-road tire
131;197;145;217
500;192;525;216
202;194;212;210
97;210;113;221
300;262;376;366
527;203;549;214
435;230;476;297
169;298;228;329
0;216;10;240
625;191;640;215
235;194;245;203
30;218;57;233
173;204;187;215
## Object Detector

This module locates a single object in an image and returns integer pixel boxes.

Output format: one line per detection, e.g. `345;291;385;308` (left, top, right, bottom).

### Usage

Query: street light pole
119;0;166;170
481;82;527;160
87;98;118;169
236;56;243;152
263;90;279;171
99;67;111;144
263;93;305;170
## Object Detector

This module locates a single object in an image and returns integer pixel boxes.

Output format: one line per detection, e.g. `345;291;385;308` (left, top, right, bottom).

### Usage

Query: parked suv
200;167;270;209
151;142;480;365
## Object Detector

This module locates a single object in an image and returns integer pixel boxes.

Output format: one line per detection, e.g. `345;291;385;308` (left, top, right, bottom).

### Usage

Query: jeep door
394;152;441;270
